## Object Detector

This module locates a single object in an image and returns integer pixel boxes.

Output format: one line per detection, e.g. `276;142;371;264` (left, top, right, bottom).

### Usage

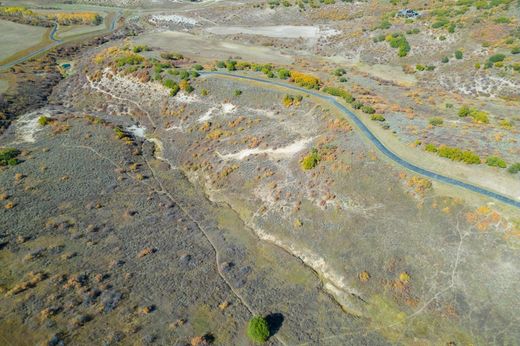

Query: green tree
247;316;270;343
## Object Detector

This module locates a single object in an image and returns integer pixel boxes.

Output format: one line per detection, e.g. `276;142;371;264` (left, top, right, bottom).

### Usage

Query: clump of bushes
333;68;346;76
361;105;376;114
160;52;183;60
116;52;144;67
322;86;354;103
290;71;320;89
179;80;194;93
508;163;520;174
301;148;320;170
424;144;481;164
132;45;150;53
486;156;507;168
247;316;270;343
458;106;489;124
352;100;364;109
487;54;506;66
0;147;20;166
371;114;385;121
179;70;190;80
162;79;180;96
512;46;520;55
277;68;291;79
38;116;50;126
113;127;133;144
283;94;302;107
225;60;237;71
429;117;443;126
385;33;411;57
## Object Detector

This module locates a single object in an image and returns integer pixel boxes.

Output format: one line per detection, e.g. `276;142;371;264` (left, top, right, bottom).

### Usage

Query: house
396;9;421;19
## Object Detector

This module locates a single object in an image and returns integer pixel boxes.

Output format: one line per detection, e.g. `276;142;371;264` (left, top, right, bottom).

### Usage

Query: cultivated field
0;19;48;63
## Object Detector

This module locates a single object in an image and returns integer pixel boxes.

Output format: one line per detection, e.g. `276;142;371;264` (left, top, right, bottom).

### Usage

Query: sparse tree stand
247;315;270;343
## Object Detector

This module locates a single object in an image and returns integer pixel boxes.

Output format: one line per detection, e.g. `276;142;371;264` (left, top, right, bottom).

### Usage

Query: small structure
396;9;421;19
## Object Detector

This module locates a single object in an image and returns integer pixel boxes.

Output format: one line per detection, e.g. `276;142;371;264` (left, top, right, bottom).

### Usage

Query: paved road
0;23;62;72
0;11;121;72
201;71;520;209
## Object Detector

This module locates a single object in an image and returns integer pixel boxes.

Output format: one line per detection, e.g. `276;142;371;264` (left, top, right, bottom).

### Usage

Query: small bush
38;116;49;126
225;60;237;71
416;64;426;71
0;148;20;166
192;64;204;71
511;46;520;54
333;68;346;76
132;45;150;53
179;80;193;93
301;148;320;170
179;70;190;80
215;60;226;68
425;143;438;152
247;316;270;343
488;54;505;63
352;101;364;109
361;105;376;114
508;163;520;174
234;89;242;96
441;56;449;63
277;68;291;79
371;114;385;121
455;50;463;59
429;117;443;126
486;156;507;168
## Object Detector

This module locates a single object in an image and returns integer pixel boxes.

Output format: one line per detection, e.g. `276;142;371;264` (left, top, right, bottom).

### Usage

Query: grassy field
0;20;49;63
0;78;8;94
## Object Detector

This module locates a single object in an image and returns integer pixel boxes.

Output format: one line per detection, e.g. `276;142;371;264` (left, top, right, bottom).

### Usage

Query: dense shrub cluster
486;156;507;168
0;147;20;166
277;68;291;79
115;52;144;67
160;52;183;60
361;105;376;114
322;86;354;103
371;114;385;121
132;45;150;53
458;105;489;123
283;94;302;107
162;79;180;96
290;71;320;89
424;144;481;164
385;33;411;57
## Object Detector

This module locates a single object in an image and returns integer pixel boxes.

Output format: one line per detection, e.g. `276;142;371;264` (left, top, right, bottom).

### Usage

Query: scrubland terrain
1;0;519;345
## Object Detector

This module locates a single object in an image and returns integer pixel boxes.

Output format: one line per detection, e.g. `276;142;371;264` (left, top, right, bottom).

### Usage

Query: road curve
201;71;520;209
0;23;62;72
0;11;120;72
